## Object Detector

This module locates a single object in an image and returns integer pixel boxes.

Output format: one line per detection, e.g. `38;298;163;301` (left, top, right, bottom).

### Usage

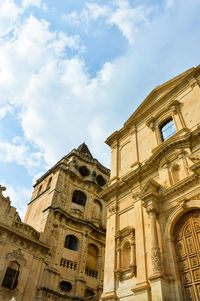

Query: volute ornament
6;248;26;266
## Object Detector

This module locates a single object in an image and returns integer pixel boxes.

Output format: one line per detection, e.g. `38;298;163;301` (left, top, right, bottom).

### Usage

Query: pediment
124;67;196;127
187;153;200;163
140;179;162;198
116;226;134;239
146;129;191;166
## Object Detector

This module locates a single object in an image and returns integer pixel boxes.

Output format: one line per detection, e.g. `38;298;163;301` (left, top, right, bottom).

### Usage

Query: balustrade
85;267;98;279
60;258;77;271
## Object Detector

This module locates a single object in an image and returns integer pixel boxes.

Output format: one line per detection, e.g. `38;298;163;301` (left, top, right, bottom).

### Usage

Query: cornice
162;173;198;197
146;128;191;166
101;127;200;199
66;149;110;175
44;206;106;236
35;150;110;187
0;222;49;251
37;286;69;299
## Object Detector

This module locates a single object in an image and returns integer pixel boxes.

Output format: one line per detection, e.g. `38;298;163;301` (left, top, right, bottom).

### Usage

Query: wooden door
174;210;200;301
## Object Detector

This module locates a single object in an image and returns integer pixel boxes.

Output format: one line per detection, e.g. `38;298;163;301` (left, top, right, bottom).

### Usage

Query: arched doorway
174;210;200;300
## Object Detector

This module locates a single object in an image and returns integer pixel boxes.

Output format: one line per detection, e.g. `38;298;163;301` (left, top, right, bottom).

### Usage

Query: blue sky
0;0;200;219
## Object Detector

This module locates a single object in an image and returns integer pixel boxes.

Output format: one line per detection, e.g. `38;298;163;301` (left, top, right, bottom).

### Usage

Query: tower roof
77;143;93;158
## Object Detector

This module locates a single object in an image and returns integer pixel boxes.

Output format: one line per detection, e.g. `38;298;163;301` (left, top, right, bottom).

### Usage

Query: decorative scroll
6;248;26;266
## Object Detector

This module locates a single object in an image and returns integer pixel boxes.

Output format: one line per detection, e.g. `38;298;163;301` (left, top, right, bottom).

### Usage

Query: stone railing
60;258;77;271
85;267;98;279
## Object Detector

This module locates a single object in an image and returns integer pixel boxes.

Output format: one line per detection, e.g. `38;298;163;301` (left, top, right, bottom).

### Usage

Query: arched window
96;175;106;187
72;190;86;206
2;261;20;290
60;281;72;292
86;244;98;270
64;235;79;251
160;118;176;141
85;289;96;300
122;242;131;269
78;166;90;177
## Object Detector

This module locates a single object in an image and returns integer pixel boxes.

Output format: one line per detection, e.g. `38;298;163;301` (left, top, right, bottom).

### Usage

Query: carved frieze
151;247;162;273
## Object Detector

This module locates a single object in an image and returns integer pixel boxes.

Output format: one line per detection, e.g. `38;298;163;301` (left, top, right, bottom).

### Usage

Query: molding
131;281;150;294
45;206;106;237
101;126;200;199
101;291;117;301
0;222;49;251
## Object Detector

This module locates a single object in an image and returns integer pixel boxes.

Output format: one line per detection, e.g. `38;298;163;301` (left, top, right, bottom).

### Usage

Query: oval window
79;166;90;177
60;281;72;292
96;175;106;187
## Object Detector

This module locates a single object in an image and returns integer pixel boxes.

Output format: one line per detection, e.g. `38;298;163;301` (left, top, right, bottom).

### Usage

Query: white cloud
0;0;43;37
64;1;151;44
0;105;12;119
62;11;80;25
0;181;32;220
0;0;200;176
108;1;151;44
0;0;21;36
85;3;109;20
0;138;44;174
22;0;41;9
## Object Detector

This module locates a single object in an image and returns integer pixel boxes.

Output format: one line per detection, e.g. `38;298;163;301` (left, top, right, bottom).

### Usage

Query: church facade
0;143;110;301
101;65;200;301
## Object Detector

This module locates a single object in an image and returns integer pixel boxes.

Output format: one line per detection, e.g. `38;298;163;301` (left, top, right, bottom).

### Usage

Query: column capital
146;206;159;216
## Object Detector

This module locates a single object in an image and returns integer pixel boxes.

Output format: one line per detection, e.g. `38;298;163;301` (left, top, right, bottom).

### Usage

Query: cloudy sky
0;0;200;219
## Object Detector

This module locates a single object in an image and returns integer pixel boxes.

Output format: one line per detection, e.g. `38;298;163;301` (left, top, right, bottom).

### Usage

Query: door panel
174;211;200;301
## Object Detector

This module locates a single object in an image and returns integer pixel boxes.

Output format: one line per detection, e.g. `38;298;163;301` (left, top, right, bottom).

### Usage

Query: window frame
159;118;177;142
2;261;20;290
64;235;79;251
72;190;87;206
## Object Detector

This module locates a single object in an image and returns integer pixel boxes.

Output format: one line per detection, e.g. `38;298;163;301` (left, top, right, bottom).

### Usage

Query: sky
0;0;200;219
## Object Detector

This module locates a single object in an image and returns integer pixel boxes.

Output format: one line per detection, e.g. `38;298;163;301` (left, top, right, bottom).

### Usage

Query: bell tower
24;143;110;300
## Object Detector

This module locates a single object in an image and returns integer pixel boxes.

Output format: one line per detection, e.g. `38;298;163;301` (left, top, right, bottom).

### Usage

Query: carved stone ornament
6;248;26;266
170;100;180;114
151;247;162;273
108;204;118;214
0;185;10;202
146;118;155;131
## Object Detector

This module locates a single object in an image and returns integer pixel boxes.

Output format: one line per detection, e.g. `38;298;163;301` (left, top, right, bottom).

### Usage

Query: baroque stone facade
0;143;110;301
101;65;200;301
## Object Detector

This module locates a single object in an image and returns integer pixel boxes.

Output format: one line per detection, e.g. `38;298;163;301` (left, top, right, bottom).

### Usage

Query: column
149;208;162;275
101;204;117;300
115;238;121;281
